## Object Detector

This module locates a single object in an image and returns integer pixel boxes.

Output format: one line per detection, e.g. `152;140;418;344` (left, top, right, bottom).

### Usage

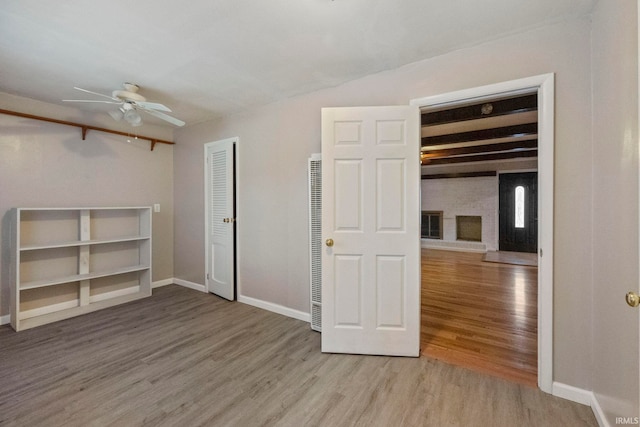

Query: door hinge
206;273;210;280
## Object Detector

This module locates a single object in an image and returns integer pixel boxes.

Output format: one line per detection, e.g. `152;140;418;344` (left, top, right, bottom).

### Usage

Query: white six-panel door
205;138;236;301
321;106;421;357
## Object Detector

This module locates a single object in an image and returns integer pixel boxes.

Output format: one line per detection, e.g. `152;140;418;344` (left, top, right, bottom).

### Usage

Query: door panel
334;160;363;231
334;255;363;327
376;255;405;328
205;139;236;301
321;106;420;357
499;172;538;253
377;159;406;231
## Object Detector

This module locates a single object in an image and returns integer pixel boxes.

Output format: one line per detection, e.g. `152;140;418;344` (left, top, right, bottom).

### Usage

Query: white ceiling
0;0;596;128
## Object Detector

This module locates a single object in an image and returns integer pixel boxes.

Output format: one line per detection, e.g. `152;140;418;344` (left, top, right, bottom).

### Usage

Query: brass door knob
626;291;640;308
326;238;334;247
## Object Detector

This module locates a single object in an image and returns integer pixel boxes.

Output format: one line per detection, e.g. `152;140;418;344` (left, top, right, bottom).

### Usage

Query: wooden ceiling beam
422;139;538;159
422;123;538;146
419;93;539;167
422;94;537;126
423;134;538;151
421;149;537;166
422;110;537;138
422;171;498;180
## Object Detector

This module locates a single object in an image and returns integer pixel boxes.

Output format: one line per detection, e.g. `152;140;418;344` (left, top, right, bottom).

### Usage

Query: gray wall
173;17;595;390
0;93;175;318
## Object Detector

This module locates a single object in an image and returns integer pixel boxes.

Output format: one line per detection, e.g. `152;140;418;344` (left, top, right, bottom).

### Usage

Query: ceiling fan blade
73;86;120;101
135;101;172;112
62;99;122;104
141;108;185;127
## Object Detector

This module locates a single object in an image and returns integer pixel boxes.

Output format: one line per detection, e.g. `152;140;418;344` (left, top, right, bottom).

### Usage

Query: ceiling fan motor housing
123;82;139;92
112;89;146;103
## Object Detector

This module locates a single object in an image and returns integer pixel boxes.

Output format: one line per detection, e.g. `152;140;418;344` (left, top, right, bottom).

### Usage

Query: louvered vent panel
311;303;322;332
308;156;322;332
210;151;228;238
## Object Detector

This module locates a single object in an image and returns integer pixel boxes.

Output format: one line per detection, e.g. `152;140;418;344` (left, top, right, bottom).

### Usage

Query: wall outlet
154;204;160;213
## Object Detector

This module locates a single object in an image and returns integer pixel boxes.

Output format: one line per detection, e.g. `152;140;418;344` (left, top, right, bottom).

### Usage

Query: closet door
205;138;236;300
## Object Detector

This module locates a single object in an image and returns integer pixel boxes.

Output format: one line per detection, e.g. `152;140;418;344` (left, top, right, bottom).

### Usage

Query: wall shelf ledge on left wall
0;108;175;151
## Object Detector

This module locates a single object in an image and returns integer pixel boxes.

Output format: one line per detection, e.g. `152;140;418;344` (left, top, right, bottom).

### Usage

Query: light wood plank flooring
421;249;538;386
0;285;594;426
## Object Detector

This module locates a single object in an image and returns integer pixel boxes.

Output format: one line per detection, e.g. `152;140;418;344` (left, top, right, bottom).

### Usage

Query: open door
205;138;236;301
321;106;421;357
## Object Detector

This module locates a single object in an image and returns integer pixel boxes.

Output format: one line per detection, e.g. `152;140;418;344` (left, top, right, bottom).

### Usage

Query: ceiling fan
63;83;185;127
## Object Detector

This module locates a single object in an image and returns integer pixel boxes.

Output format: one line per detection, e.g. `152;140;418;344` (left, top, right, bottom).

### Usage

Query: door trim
411;73;555;393
204;137;239;298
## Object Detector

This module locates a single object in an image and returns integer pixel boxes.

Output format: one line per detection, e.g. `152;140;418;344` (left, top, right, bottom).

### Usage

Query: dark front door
499;172;538;253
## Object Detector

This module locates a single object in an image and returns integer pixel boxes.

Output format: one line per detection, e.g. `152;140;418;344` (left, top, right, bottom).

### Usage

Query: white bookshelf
10;207;152;331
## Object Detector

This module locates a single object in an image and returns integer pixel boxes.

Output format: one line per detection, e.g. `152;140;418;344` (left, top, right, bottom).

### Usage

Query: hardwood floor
421;249;538;386
0;285;595;426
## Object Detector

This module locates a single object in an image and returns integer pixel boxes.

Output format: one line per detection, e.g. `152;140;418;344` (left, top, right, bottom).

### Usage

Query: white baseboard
173;278;207;293
553;382;610;427
157;278;309;322
0;314;10;325
152;278;174;289
238;295;311;323
589;392;610;427
552;381;593;406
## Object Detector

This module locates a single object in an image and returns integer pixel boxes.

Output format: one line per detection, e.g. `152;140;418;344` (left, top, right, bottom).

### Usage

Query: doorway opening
411;74;554;391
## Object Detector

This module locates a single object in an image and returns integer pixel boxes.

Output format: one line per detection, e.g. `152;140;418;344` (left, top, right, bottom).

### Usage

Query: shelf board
15;290;151;331
20;265;150;290
17;206;151;211
20;235;150;251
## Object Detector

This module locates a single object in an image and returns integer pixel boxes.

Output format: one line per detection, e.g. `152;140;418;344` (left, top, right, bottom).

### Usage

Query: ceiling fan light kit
121;102;142;126
108;109;124;121
62;82;185;127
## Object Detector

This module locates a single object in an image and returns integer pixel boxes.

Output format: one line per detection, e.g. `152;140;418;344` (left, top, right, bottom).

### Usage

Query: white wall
591;1;639;423
421;177;498;250
0;93;175;318
174;16;594;391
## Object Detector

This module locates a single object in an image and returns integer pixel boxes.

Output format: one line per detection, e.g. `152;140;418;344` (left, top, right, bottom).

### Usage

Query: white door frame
411;73;555;393
204;137;239;299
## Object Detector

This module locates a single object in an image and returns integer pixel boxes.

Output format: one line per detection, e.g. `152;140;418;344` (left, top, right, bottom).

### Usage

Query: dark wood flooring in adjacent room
0;285;594;426
421;248;538;386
